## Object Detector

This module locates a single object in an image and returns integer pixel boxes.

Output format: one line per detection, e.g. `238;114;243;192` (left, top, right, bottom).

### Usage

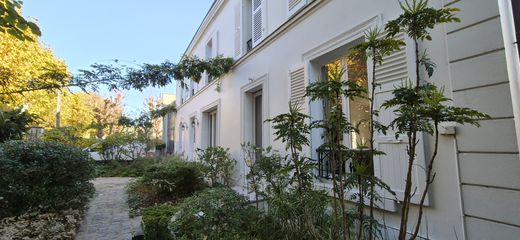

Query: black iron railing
316;147;373;179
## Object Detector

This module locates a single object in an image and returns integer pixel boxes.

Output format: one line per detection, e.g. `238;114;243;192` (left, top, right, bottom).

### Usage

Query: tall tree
88;92;124;139
0;0;41;41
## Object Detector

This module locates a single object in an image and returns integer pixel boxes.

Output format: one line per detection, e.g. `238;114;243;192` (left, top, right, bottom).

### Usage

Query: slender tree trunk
368;48;377;240
398;39;421;240
411;123;439;239
55;90;62;128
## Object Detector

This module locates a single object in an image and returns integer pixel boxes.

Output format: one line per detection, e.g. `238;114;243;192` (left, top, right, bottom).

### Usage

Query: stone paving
76;177;142;240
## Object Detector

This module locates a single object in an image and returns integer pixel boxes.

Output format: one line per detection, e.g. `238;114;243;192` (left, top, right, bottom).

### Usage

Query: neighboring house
173;0;520;239
160;94;176;154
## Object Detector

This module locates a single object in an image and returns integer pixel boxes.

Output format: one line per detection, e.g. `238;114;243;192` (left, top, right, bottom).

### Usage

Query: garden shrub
126;157;206;217
0;209;83;240
196;146;235;186
127;178;161;217
168;187;262;240
41;126;94;149
142;159;206;199
95;157;163;177
0;140;95;218
141;203;176;240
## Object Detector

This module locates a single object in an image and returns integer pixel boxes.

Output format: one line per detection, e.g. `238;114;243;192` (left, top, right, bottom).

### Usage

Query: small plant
381;1;489;238
306;64;367;238
196;146;236;186
142;203;176;240
267;103;315;192
168;187;262;240
142;159;206;199
349;27;403;240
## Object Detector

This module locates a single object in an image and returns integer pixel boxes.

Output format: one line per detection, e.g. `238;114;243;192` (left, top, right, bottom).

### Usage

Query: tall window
208;110;217;147
317;50;370;178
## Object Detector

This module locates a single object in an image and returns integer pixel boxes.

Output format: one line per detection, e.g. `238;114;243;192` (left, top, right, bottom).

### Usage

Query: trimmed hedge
142;204;176;240
0;140;95;218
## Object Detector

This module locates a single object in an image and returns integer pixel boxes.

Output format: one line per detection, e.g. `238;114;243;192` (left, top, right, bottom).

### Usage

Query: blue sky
23;0;214;116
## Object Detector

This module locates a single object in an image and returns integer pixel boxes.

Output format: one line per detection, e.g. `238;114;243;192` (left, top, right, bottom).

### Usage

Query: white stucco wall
172;0;520;238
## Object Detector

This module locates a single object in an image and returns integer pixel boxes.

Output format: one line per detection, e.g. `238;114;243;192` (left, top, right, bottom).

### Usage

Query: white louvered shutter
287;0;307;16
234;2;242;58
289;67;306;106
372;34;430;205
252;0;265;47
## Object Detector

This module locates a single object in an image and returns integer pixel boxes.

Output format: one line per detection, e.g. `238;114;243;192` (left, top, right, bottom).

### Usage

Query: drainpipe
499;0;520;151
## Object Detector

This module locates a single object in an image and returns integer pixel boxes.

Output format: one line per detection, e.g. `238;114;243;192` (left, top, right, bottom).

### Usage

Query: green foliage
142;159;206;199
95;158;163;177
196;146;236;187
73;55;234;93
0;140;95;218
350;27;405;65
168;187;262;240
41;126;93;148
142;203;176;240
383;82;490;138
127;178;161;217
264;189;332;240
0;0;41;41
150;104;177;118
0;107;36;142
379;1;489;238
267;103;316;191
385;0;460;41
95;132;150;161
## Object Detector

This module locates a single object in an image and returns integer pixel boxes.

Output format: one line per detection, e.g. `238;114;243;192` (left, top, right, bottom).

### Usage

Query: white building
174;0;520;239
160;94;176;154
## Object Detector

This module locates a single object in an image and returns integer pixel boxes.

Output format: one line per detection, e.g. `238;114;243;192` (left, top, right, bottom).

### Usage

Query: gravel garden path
76;177;142;240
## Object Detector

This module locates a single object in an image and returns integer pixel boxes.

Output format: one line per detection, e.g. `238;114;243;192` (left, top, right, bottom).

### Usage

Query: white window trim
303;14;382;160
301;14;429;206
240;73;270;147
201;99;222;148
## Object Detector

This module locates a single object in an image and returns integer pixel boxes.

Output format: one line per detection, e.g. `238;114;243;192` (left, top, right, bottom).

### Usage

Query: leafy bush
168;187;262;240
127;178;161;217
142;159;206;199
0;209;83;240
126;157;206;217
142;203;176;240
196;147;235;186
0;140;95;218
0;107;36;143
95;157;163;177
41;126;94;149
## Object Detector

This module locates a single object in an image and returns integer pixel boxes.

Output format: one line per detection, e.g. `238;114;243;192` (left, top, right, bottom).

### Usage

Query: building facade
160;94;176;154
173;0;520;239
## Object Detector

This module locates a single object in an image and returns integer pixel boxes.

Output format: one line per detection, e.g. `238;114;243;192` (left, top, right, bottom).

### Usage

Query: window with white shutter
252;0;265;47
287;0;307;16
289;67;306;106
372;34;430;205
